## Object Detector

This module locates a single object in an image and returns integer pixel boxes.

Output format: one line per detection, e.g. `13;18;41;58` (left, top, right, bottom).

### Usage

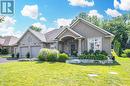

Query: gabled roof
55;26;84;39
70;17;114;37
17;29;46;43
0;36;19;46
45;28;63;42
29;29;46;42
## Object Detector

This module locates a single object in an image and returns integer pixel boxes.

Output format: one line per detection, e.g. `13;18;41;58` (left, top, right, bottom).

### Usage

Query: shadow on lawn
71;61;120;66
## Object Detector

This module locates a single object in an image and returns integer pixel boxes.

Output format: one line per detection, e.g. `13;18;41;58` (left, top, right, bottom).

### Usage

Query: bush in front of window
78;50;108;60
58;53;69;62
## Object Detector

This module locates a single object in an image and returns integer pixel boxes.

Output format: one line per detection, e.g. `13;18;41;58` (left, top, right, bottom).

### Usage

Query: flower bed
66;58;113;64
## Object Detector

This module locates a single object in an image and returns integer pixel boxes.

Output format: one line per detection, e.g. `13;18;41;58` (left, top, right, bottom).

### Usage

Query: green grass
0;51;130;86
0;55;11;58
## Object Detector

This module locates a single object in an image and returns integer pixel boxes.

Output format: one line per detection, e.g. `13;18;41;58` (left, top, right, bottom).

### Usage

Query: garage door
31;46;41;58
20;47;28;57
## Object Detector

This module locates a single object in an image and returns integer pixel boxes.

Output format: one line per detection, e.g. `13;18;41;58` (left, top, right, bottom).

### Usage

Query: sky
0;0;130;38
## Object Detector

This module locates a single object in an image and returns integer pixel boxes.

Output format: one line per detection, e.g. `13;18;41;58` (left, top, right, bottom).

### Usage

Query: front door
71;44;76;55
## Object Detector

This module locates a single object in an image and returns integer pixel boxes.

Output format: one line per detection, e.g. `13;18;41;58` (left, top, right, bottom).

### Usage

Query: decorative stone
109;72;118;75
88;74;98;77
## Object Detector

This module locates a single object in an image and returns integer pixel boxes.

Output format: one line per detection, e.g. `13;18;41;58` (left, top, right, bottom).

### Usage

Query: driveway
0;58;17;63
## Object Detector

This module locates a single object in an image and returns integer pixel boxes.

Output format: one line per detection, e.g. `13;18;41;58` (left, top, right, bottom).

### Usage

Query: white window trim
87;37;102;51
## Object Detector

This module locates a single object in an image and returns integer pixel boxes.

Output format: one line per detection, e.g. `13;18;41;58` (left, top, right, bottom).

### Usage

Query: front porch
56;36;82;56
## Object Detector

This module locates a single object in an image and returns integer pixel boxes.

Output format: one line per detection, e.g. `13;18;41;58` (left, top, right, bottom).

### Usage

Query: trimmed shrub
47;49;59;62
11;53;15;58
79;54;86;59
89;49;94;54
101;51;108;56
16;53;19;58
95;50;101;55
121;54;127;58
82;50;88;55
96;54;107;60
58;53;69;62
72;51;77;57
1;48;9;55
114;40;122;56
127;53;130;57
78;53;107;60
37;48;59;61
26;52;30;58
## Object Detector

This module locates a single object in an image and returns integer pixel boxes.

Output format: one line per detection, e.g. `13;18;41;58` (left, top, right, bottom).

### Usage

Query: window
88;37;102;51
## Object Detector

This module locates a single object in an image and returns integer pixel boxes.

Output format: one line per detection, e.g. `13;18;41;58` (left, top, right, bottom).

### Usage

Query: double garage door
20;46;41;58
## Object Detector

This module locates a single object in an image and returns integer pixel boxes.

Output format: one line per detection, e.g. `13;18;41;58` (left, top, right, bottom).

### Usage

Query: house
0;36;19;53
15;18;114;58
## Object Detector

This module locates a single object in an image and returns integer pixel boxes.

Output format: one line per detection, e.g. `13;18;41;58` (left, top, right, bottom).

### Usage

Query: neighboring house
15;18;114;58
0;36;19;53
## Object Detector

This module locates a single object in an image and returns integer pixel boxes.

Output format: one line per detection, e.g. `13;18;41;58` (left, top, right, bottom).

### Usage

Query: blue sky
0;0;129;37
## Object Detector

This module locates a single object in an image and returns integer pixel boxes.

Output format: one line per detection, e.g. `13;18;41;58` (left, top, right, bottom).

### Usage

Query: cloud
88;10;103;18
0;16;22;38
68;0;94;7
114;0;130;11
105;8;122;17
39;17;47;22
55;18;72;27
21;5;39;19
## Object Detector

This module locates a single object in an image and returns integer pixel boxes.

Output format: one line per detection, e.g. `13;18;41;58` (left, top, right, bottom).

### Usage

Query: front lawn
0;52;130;86
0;55;11;58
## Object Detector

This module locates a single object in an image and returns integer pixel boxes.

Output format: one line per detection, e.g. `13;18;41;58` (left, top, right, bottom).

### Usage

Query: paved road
0;58;17;63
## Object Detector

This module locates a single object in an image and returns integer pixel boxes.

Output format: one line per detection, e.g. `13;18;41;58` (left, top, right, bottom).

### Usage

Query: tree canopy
30;25;42;32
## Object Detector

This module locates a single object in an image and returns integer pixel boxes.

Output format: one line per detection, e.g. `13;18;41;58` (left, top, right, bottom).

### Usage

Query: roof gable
55;27;84;39
17;29;46;43
70;18;114;37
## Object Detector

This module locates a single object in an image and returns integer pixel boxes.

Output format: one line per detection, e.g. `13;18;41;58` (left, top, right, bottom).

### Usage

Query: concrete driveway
0;58;17;63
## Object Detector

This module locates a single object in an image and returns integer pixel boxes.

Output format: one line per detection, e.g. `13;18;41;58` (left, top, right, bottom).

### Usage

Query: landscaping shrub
72;51;77;56
47;49;59;62
38;48;49;61
89;49;94;54
95;50;101;55
58;53;69;62
82;50;88;55
37;48;59;61
121;49;130;57
121;54;127;58
16;53;19;58
1;48;9;55
79;54;86;59
96;54;107;60
127;53;130;57
78;53;107;60
114;40;122;56
11;53;15;58
101;51;108;56
26;52;30;58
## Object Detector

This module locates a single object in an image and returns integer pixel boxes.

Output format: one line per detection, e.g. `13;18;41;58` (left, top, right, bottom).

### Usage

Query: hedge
114;40;122;56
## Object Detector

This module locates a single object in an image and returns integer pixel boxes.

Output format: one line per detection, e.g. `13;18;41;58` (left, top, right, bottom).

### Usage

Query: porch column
78;38;82;55
56;40;59;50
